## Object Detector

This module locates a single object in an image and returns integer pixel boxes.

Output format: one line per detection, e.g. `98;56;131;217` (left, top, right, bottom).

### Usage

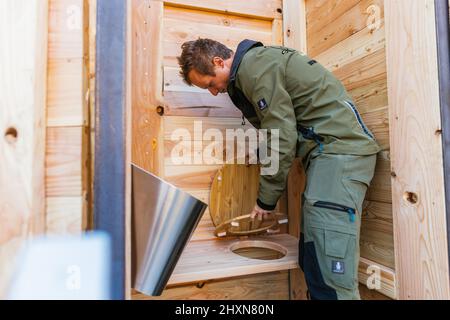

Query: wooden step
168;234;299;285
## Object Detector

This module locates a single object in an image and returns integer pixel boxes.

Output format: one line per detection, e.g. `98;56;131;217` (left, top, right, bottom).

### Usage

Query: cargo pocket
303;153;346;205
323;229;356;290
341;154;377;216
309;226;356;291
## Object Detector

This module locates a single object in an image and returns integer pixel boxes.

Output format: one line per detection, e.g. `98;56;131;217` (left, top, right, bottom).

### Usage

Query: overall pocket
309;226;357;291
313;201;356;223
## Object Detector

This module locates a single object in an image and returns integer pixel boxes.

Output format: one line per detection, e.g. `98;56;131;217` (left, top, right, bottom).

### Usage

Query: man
177;38;381;300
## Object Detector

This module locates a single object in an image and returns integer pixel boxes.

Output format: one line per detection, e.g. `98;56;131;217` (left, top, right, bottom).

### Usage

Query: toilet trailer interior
1;0;450;300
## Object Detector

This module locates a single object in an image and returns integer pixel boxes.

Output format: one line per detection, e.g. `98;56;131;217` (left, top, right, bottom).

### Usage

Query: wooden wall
305;0;394;298
0;0;49;297
385;0;450;299
46;0;91;234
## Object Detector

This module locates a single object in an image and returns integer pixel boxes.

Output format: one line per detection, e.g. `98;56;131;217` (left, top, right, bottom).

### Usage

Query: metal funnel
131;164;207;296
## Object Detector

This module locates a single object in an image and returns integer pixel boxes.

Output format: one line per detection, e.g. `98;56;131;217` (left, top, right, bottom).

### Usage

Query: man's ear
212;57;224;68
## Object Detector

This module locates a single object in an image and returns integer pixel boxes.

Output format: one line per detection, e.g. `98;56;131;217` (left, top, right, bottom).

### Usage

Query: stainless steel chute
131;164;207;296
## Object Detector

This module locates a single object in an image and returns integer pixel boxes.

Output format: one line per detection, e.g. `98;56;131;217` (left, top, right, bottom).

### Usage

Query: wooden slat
359;105;389;151
305;0;361;40
164;0;283;20
45;0;89;236
133;271;289;300
164;92;241;117
162;4;274;70
47;0;88;127
47;59;85;126
348;76;388;114
48;0;85;59
164;165;220;189
163;8;273;47
168;234;298;285
314;21;385;72
360;200;395;269
365;151;392;204
46;197;84;234
164;116;253;140
333;48;386;92
162;66;241;117
0;0;48;296
133;0;164;109
385;0;450;299
46;127;82;197
307;0;384;57
359;283;390;300
272;19;284;46
282;2;308;299
286;158;308;300
283;0;307;53
358;258;396;299
132;0;164;175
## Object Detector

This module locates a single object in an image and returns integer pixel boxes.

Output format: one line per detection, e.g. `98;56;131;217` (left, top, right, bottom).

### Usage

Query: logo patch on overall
257;98;268;110
332;261;345;274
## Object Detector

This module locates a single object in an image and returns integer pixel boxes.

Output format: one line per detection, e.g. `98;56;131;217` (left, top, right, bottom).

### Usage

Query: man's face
188;57;231;96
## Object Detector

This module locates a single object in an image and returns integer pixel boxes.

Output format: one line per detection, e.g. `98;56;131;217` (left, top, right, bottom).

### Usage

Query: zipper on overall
313;201;356;223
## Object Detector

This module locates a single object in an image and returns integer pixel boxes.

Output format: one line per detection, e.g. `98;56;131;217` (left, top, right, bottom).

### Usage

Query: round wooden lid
210;164;287;236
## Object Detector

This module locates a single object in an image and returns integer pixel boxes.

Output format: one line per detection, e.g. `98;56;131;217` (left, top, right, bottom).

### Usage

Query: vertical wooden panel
286;159;308;300
132;0;164;175
0;0;48;296
283;0;308;300
46;0;90;234
385;0;450;299
283;0;307;52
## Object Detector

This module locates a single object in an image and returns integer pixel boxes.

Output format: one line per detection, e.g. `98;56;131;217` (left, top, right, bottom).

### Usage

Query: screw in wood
156;106;164;116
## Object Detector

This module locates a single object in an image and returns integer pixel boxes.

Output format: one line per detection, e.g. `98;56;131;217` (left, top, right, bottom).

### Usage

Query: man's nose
208;87;218;96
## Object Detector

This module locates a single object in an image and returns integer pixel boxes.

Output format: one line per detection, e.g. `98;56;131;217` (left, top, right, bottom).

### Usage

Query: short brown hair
177;38;233;85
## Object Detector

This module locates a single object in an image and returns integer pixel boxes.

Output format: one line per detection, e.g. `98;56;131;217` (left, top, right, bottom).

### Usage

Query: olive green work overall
299;149;377;300
227;40;381;300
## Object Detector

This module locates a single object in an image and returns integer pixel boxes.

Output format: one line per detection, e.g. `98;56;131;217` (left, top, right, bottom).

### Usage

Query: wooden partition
385;0;450;300
46;0;90;234
0;0;49;297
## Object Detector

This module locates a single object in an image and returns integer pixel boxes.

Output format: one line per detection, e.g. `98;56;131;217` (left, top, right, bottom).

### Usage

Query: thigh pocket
303;154;346;204
310;226;357;290
341;154;377;215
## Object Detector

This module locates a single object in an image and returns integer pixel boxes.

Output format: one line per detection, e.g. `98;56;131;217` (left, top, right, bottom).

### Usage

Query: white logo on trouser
332;261;345;274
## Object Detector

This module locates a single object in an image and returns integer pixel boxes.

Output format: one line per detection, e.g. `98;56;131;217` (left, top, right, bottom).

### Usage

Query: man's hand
250;203;273;221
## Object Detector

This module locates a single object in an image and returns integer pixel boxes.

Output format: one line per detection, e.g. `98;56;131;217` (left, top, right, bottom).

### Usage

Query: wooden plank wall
0;0;49;297
385;0;450;300
46;0;90;234
131;0;294;299
305;0;394;290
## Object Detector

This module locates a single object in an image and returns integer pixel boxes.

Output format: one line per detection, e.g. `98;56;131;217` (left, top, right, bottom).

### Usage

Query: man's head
177;38;234;96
